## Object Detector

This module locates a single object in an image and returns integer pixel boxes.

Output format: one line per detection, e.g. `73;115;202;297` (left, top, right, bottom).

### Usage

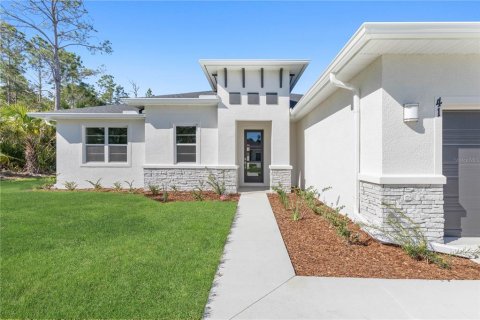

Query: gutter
329;73;361;217
27;112;146;121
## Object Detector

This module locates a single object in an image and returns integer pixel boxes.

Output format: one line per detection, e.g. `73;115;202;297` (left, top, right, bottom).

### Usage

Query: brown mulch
268;193;480;280
146;191;240;202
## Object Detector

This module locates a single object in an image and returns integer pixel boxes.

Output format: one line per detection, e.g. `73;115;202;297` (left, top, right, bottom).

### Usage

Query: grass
0;179;237;319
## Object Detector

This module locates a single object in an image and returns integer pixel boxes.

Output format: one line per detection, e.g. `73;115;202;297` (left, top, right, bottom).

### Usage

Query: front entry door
244;130;264;183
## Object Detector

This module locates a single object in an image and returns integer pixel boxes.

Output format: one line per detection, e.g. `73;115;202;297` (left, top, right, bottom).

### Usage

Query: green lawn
0;179;237;319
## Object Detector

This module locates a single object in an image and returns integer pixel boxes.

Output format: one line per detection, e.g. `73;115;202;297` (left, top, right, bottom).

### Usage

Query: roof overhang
27;112;146;121
291;22;480;121
199;59;310;92
122;97;219;107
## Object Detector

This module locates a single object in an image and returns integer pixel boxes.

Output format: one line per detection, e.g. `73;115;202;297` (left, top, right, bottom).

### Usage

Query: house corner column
269;165;292;193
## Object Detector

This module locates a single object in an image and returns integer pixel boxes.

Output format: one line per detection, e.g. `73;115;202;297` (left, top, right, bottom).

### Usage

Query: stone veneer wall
270;169;292;193
144;168;238;193
359;181;444;243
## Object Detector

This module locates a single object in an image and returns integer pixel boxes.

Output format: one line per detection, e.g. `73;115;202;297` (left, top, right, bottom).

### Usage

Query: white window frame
82;125;131;167
174;124;200;164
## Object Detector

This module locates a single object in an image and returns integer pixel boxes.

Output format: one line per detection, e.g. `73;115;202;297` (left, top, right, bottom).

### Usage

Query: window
229;92;241;105
176;126;197;163
248;92;259;105
85;127;128;163
266;92;278;105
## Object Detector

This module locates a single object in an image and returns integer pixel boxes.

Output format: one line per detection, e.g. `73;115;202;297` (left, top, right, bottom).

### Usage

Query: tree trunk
37;64;42;104
52;1;61;111
24;137;38;174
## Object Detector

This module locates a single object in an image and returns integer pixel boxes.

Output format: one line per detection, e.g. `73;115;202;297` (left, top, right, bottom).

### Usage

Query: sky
66;1;480;96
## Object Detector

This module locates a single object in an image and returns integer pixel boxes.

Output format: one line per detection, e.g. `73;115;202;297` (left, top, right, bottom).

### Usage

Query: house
30;22;480;243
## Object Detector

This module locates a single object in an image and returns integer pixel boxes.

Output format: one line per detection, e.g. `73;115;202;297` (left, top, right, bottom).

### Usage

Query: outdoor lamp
403;103;419;122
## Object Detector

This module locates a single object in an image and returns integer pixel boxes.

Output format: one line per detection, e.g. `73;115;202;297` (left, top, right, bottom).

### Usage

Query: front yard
0;179;237;319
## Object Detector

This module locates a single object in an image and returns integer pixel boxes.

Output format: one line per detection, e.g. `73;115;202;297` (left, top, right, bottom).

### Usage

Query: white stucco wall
216;68;292;169
381;54;480;177
55;119;145;188
294;58;383;216
144;105;218;165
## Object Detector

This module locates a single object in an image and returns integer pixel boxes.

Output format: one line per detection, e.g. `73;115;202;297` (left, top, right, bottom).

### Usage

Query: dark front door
244;130;264;183
443;111;480;237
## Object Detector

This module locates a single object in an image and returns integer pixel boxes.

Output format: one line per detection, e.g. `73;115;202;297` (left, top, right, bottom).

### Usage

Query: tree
113;85;128;104
0;22;30;105
62;82;103;109
129;80;140;98
26;36;51;105
0;103;55;173
1;0;112;110
145;88;153;97
97;74;116;105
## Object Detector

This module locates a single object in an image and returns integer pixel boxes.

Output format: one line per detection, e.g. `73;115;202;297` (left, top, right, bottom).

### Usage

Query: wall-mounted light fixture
403;103;419;122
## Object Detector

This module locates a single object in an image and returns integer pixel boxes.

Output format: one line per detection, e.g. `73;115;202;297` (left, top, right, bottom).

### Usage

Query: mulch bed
146;191;240;202
268;193;480;280
43;188;240;202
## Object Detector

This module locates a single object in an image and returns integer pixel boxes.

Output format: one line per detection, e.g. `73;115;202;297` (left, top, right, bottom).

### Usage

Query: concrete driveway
204;191;480;320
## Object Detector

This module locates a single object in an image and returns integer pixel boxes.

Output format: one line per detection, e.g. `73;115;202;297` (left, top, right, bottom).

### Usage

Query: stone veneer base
270;169;292;193
359;181;445;244
144;167;238;193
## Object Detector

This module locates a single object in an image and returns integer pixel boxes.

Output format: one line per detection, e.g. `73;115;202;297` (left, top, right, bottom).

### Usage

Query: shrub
40;175;56;190
148;184;161;196
206;171;226;195
113;181;122;192
86;178;102;190
170;185;179;194
297;186;318;210
162;185;169;203
192;181;205;201
64;181;77;191
273;184;289;209
363;203;450;269
124;180;135;193
291;197;301;221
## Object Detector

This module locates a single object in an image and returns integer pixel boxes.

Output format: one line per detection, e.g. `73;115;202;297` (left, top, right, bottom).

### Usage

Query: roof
27;104;145;120
44;104;142;114
199;59;310;92
290;93;303;109
153;91;215;98
291;22;480;120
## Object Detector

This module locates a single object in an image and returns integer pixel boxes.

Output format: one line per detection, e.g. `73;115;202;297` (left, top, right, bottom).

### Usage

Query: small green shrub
206;171;227;195
291;197;301;221
113;181;122;192
170;185;179;194
148;184;161;196
297;186;318;210
273;184;289;210
124;180;135;193
192;181;205;201
40;175;56;190
64;181;77;191
363;203;450;269
162;185;169;203
86;178;103;190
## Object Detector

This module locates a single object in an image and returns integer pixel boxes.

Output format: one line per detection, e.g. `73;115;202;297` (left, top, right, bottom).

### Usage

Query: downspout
329;73;361;217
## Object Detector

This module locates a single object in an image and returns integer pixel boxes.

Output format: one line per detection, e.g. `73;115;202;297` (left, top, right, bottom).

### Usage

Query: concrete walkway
204;190;295;319
204;191;480;320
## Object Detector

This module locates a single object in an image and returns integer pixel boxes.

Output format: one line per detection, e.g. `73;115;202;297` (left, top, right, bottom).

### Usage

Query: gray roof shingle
152;91;216;98
48;105;142;114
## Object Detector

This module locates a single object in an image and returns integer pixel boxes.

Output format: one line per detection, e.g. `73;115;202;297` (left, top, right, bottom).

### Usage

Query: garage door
443;111;480;237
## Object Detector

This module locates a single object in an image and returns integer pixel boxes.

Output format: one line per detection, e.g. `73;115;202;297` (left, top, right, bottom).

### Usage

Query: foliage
148;184;161;196
162;185;169;203
145;88;153;97
63;181;77;191
192;181;205;201
206;171;226;195
170;185;179;194
0;103;55;173
86;178;102;190
363;203;450;268
291;196;301;221
39;175;56;190
1;179;236;318
273;185;289;210
124;180;135;193
1;0;113;110
113;181;122;192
